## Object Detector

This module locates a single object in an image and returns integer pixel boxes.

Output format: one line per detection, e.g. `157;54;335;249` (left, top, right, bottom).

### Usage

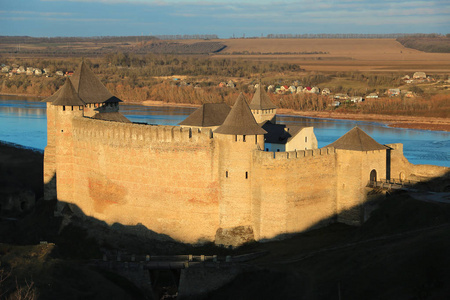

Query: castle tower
213;93;266;246
327;127;389;225
249;84;277;123
70;61;118;117
49;79;85;204
42;87;61;200
178;103;231;131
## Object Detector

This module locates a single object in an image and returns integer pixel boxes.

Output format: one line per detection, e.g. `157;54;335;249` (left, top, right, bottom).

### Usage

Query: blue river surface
0;95;449;167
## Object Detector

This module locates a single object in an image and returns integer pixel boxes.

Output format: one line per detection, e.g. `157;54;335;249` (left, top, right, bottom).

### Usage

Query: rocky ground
1;142;450;299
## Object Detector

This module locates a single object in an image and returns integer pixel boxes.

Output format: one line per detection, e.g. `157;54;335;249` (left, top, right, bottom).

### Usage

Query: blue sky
0;0;449;38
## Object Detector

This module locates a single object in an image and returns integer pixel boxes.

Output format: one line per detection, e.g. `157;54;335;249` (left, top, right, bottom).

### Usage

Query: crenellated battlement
253;146;337;161
72;117;214;147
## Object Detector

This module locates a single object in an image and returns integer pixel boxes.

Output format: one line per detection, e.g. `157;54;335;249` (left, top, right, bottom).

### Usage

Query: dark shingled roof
42;85;62;103
50;79;85;106
261;121;303;144
214;93;267;135
249;84;277;110
179;103;231;127
326;126;387;151
92;112;131;123
70;61;118;104
103;96;123;103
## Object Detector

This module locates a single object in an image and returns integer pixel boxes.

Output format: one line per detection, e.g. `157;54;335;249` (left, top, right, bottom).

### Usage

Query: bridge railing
367;178;421;189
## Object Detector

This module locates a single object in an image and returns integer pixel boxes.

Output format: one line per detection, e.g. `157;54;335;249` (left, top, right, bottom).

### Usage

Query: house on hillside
267;85;274;92
311;86;320;94
322;88;331;96
350;96;363;103
17;66;26;74
288;86;297;93
366;93;378;99
303;86;312;93
413;72;426;80
56;71;64;76
334;94;350;101
227;80;235;88
388;89;401;97
401;75;410;81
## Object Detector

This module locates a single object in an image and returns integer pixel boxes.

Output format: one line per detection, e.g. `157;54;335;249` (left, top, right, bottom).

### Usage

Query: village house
17;66;26;74
413;72;426;80
321;88;331;95
366;93;379;99
388;89;401;97
26;67;35;75
350;96;363;103
333;93;350;101
226;80;235;88
310;86;320;94
296;86;303;94
1;66;11;73
288;86;297;93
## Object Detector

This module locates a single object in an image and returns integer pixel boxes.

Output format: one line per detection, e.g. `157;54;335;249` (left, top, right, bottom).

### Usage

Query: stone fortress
43;62;449;246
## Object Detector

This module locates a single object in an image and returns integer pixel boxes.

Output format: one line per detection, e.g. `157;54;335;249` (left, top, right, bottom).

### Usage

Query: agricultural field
214;38;450;73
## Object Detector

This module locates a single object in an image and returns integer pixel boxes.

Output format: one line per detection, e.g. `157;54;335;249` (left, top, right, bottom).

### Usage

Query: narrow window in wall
305;136;308;142
235;135;237;142
226;171;228;178
245;172;248;179
266;148;269;151
243;135;246;142
71;106;74;111
62;106;65;111
277;149;280;152
255;135;257;144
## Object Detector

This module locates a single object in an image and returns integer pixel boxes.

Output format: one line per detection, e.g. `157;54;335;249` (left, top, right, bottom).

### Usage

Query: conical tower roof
179;103;231;127
51;79;85;106
70;61;117;104
214;93;267;135
249;84;276;110
326;127;387;151
42;85;62;103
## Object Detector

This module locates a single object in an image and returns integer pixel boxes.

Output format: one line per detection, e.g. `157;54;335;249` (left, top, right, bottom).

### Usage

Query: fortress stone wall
43;65;449;246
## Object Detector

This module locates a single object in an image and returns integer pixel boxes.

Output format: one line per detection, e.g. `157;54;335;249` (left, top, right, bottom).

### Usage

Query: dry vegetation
397;36;450;53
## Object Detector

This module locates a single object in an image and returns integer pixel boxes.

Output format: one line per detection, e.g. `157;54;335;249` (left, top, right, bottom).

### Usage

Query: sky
0;0;449;38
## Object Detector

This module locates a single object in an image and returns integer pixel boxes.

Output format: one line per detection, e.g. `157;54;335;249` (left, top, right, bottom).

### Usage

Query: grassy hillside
397;37;450;53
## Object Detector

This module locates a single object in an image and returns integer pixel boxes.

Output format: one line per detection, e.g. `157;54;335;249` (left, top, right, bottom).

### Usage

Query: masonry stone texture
43;63;449;246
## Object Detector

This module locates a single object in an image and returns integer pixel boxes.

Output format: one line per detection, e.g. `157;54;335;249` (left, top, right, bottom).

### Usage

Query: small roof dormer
49;79;85;107
214;93;266;135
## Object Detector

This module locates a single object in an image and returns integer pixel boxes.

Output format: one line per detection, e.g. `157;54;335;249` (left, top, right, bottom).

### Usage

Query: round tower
213;93;266;247
50;79;85;205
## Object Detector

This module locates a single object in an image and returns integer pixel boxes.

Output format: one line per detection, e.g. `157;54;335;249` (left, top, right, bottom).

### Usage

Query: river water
0;96;448;167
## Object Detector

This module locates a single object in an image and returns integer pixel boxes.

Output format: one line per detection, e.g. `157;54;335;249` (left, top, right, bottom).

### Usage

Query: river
0;95;448;167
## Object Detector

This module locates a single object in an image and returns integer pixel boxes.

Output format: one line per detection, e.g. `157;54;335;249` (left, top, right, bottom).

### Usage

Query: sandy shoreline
2;94;449;132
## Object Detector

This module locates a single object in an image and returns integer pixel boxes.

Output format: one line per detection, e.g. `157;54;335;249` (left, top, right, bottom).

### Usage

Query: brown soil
214;38;450;72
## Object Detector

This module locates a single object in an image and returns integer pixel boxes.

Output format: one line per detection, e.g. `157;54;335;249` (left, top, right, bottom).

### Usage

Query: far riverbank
140;100;450;132
2;93;449;132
